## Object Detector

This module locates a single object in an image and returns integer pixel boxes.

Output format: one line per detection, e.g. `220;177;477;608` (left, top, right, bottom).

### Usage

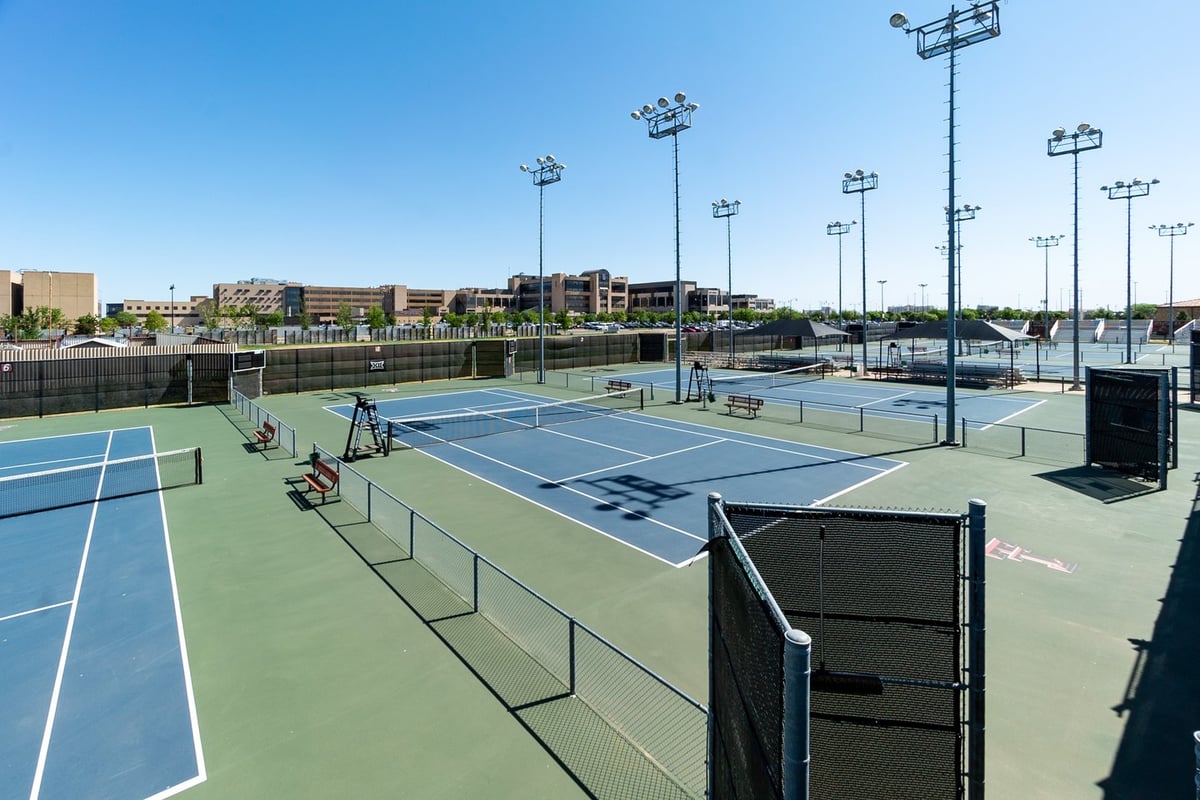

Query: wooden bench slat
301;458;339;504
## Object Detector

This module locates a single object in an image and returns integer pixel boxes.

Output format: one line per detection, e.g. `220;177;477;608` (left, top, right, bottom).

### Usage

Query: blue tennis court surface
615;367;1044;428
328;389;908;566
0;428;204;800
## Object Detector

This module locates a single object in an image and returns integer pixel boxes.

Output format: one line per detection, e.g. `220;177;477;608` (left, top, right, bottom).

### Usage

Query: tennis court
613;366;1044;429
0;428;204;800
327;387;907;566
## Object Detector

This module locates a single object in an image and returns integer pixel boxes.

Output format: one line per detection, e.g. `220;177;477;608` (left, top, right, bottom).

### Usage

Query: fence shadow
1036;466;1161;503
1097;472;1200;797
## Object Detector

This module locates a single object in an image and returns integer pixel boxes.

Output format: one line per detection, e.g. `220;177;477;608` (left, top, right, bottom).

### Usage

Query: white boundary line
0;601;72;624
29;432;114;800
146;426;207;799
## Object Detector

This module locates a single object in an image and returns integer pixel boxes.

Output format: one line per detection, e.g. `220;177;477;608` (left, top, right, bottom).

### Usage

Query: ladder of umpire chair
343;396;390;461
687;361;708;402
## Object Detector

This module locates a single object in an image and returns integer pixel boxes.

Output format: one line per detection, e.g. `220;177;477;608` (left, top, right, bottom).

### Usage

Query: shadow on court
1097;472;1200;798
1036;466;1164;503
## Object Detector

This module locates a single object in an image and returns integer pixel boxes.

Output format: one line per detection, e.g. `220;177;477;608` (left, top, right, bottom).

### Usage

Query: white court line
555;439;723;483
0;601;73;624
857;390;916;408
416;437;707;563
980;397;1048;430
811;460;909;506
29;431;114;800
538;423;650;458
147;426;207;798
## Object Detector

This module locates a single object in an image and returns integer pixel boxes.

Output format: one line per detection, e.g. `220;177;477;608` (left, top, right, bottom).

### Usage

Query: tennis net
387;387;644;449
0;446;204;519
905;346;949;364
708;362;827;393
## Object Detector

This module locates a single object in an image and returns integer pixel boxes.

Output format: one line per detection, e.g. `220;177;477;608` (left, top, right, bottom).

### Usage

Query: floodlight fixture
630;91;700;402
1047;122;1103;390
713;198;742;361
890;0;1001;451
519;153;567;384
1103;177;1158;365
827;220;858;338
1150;221;1192;346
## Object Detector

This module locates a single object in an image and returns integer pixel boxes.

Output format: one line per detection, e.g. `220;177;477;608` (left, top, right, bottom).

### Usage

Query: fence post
472;553;480;612
782;628;812;800
409;508;416;556
1020;427;1026;458
962;417;968;447
968;499;987;800
858;407;864;433
568;618;578;696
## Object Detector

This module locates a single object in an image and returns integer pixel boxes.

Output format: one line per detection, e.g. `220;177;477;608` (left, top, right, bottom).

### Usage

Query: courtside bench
301;458;339;504
725;394;764;418
606;379;633;393
253;420;277;450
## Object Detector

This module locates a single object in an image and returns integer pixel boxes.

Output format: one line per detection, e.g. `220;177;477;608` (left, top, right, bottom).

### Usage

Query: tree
555;309;570;329
144;310;167;333
0;314;16;338
18;310;42;339
298;295;311;330
420;306;432;329
365;305;387;330
99;316;119;335
114;311;138;335
337;303;356;333
264;310;284;328
442;312;463;328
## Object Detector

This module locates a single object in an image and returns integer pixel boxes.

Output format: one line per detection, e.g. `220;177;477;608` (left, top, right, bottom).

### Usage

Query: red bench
253;421;277;450
301;459;339;504
725;394;764;418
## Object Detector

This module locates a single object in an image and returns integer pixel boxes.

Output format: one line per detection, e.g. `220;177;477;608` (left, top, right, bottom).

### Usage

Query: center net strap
388;387;644;449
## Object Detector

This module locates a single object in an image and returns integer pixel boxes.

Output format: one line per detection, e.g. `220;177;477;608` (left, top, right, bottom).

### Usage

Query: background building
8;270;98;320
508;269;628;317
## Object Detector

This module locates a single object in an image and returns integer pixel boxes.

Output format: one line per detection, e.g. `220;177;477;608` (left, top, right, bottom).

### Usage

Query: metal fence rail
230;389;298;456
959;418;1084;463
311;444;708;800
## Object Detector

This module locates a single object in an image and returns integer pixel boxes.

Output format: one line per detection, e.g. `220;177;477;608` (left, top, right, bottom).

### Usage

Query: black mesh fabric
724;506;965;800
710;535;786;800
1086;367;1169;481
1191;330;1199;402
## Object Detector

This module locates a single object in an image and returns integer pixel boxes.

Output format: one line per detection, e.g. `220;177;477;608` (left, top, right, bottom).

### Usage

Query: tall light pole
632;92;700;403
519;154;566;384
827;220;856;348
1150;222;1193;347
169;284;175;331
877;279;888;367
1048;123;1103;390
842;170;878;372
948;204;981;327
1029;235;1064;344
1101;178;1158;365
891;2;1000;449
713;199;741;364
919;282;928;313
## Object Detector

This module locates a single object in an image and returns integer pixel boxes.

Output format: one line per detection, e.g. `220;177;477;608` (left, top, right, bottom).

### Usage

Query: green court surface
2;372;1197;799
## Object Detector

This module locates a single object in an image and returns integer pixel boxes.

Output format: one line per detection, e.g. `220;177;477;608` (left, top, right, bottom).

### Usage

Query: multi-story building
508;269;629;317
5;270;99;321
628;280;700;314
448;288;517;315
112;296;209;328
213;279;303;319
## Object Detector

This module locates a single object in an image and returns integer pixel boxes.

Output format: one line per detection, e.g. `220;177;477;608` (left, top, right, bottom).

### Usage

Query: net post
1020;427;1026;458
782;628;812;800
568;618;578;695
934;413;940;444
195;448;203;485
409;508;416;556
706;492;724;800
858;406;864;433
967;499;987;800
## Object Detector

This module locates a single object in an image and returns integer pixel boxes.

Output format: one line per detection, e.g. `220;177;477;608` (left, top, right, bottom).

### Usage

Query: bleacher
879;359;1025;389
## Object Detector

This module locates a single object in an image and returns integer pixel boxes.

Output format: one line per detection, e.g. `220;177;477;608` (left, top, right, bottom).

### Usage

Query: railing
230;389;298;456
312;444;708;800
959;418;1085;463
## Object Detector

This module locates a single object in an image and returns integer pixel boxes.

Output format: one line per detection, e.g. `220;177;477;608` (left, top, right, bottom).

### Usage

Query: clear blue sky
0;1;1195;315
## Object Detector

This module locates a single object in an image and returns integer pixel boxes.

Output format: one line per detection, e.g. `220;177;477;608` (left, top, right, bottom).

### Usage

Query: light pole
919;283;928;314
948;204;981;327
1029;235;1064;345
891;2;1000;449
842;170;878;373
1101;178;1158;365
1048;123;1103;389
827;221;856;348
1150;222;1192;347
713;199;741;364
632;92;700;403
169;284;175;332
877;279;888;367
519;154;566;384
